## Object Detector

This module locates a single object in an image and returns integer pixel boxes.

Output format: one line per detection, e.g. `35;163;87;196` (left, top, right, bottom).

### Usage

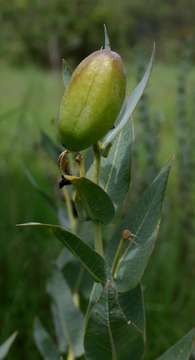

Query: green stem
112;237;125;277
63;188;77;233
93;143;103;255
93;143;101;185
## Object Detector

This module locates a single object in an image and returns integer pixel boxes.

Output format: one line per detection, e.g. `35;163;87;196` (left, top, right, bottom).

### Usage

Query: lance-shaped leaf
157;329;195;360
40;131;63;161
101;119;134;209
33;318;59;360
71;177;115;224
115;162;171;292
84;280;144;360
17;223;106;284
102;45;155;149
118;284;145;337
0;332;17;360
47;268;84;357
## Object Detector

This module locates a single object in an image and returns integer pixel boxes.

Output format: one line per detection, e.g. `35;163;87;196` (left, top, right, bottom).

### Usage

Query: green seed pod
59;49;126;151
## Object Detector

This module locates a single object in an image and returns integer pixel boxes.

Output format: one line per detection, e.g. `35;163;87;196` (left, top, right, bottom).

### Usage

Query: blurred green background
0;0;195;359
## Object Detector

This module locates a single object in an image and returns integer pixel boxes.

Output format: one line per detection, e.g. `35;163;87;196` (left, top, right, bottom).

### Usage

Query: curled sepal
102;44;155;151
84;280;144;360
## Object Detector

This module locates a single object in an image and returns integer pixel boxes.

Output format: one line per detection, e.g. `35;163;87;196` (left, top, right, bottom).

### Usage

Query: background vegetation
0;0;195;359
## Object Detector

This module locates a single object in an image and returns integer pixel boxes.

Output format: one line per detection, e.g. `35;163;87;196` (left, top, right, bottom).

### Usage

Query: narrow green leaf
118;284;145;337
115;162;171;292
72;177;115;224
84;280;144;360
33;318;59;360
102;44;155;149
157;329;195;360
51;303;67;354
104;24;111;50
47;268;84;357
0;332;17;360
101;120;134;209
40;131;63;161
17;223;106;284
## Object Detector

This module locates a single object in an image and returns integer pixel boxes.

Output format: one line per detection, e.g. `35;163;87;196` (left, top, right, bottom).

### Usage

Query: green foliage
17;41;195;360
0;332;17;360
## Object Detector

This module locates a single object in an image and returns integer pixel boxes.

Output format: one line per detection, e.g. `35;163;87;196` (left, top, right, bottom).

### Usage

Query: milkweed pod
59;49;126;151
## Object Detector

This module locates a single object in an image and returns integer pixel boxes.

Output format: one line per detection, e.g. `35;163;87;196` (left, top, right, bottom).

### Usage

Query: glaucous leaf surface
118;284;145;336
102;45;155;149
33;318;59;360
17;223;106;284
51;303;67;354
157;329;195;360
0;332;17;360
47;268;84;357
84;280;144;360
112;162;171;292
72;177;115;224
101;120;134;209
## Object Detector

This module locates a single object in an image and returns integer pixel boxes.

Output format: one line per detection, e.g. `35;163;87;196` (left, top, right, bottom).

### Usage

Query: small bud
59;49;126;151
122;229;136;241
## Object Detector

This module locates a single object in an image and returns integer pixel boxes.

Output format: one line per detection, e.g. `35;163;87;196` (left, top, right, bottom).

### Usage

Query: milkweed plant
18;27;195;360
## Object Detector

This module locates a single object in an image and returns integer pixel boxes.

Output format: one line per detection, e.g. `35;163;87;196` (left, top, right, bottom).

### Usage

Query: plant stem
67;349;75;360
63;188;77;232
93;143;104;256
112;237;125;277
93;143;101;185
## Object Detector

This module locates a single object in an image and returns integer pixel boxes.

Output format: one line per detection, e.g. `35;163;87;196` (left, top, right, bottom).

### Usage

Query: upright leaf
115;162;171;292
0;332;17;360
157;329;195;360
17;223;106;284
47;268;84;357
102;45;155;149
101;119;134;209
33;318;59;360
72;177;115;224
84;280;144;360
